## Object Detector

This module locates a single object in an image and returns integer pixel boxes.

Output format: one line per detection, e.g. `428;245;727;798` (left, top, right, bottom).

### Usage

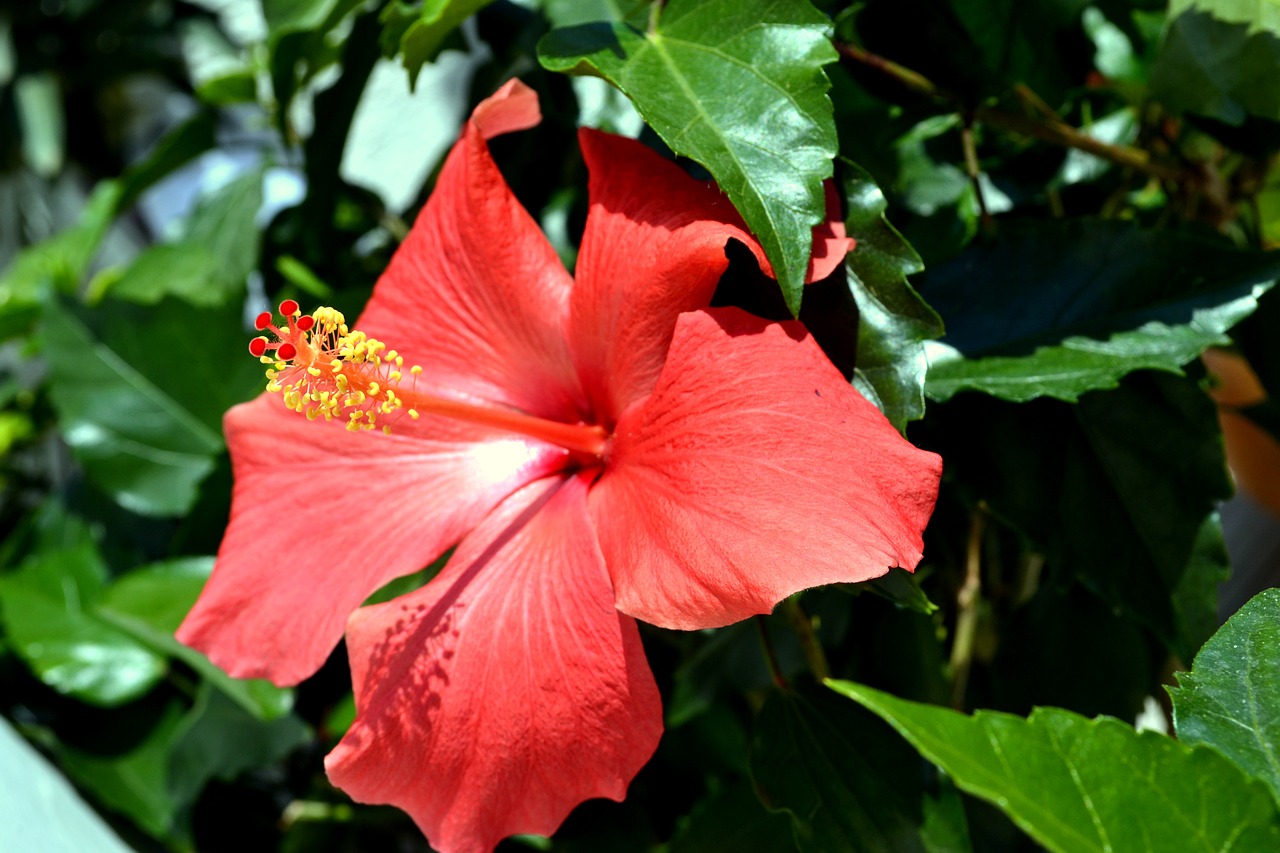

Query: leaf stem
755;616;789;690
832;40;1190;183
782;597;830;682
949;504;986;709
960;115;993;235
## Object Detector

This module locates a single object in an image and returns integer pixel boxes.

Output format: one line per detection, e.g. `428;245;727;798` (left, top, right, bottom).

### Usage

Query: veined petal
569;131;852;425
176;395;566;686
326;474;661;853
591;307;942;630
355;82;585;422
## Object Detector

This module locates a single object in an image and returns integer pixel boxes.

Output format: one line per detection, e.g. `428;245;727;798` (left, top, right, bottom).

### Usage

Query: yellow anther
410;365;422;376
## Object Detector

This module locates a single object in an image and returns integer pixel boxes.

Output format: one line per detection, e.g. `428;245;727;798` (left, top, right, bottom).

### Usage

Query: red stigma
254;311;273;330
279;299;300;316
277;342;298;361
248;337;268;357
297;315;315;332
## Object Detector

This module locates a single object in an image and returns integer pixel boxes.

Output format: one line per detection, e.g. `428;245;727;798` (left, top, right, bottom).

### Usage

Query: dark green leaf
857;567;938;616
0;716;134;853
98;559;294;721
540;0;839;315
668;779;796;853
381;0;495;87
263;0;348;38
842;160;942;430
831;679;1280;853
42;299;227;517
1171;588;1280;806
919;220;1280;402
750;687;933;852
1152;2;1280;125
0;536;166;707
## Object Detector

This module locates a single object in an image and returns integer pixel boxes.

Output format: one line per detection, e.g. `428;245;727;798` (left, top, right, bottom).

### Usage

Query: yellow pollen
257;305;426;433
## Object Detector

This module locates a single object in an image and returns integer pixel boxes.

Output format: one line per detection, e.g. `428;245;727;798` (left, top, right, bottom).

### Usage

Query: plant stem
949;504;986;710
960;116;993;234
782;597;830;682
833;40;1190;183
755;616;789;690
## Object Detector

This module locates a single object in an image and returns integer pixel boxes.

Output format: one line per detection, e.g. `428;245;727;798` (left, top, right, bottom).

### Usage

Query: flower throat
250;301;608;458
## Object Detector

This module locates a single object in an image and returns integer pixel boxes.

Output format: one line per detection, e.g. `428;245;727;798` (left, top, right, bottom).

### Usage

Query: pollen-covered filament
250;301;608;458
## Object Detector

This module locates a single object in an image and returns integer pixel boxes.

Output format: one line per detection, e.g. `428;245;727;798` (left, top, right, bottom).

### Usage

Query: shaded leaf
381;0;494;87
750;687;932;852
1152;3;1280;124
98;559;293;721
0;536;166;707
831;679;1280;853
42;299;227;517
842;159;942;430
668;778;796;853
919;220;1280;402
540;0;838;314
0;715;134;853
181;168;264;299
1171;588;1280;807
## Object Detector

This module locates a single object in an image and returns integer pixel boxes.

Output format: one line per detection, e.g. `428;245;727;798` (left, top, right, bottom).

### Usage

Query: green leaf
263;0;349;38
0;715;134;853
668;779;796;853
0;179;122;304
0;537;167;707
919;220;1280;402
1171;588;1280;807
750;687;935;852
104;243;225;307
842;160;942;430
60;685;308;841
1152;2;1280;124
381;0;495;87
831;680;1280;853
857;568;938;616
540;0;839;315
98;559;294;721
13;73;65;177
181;168;265;299
42;298;227;517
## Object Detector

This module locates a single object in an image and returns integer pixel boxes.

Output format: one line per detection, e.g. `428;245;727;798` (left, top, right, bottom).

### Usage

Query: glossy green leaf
98;558;293;721
42;295;249;514
859;568;938;616
1152;2;1280;124
919;220;1280;402
842;160;942;430
0;716;134;853
381;0;494;87
831;680;1280;853
0;538;166;707
263;0;349;38
540;0;839;315
750;687;934;852
1171;588;1280;806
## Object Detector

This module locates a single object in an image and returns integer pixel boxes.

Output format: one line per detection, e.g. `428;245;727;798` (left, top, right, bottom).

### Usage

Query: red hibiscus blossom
177;80;941;853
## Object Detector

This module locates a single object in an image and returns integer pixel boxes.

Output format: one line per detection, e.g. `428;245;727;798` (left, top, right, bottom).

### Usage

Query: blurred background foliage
5;0;1280;851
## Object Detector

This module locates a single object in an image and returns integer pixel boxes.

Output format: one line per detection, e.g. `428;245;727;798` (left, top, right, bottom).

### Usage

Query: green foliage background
4;0;1280;850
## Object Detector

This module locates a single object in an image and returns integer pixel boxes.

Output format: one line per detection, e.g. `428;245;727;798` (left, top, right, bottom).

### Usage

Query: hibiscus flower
177;79;941;853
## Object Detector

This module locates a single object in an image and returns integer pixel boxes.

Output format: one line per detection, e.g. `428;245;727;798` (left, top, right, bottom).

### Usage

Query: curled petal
176;396;565;685
570;130;852;425
356;84;585;422
326;474;662;853
592;307;942;629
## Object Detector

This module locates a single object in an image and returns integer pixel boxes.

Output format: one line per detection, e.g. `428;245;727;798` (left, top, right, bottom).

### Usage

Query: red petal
569;130;851;424
471;78;540;140
591;307;942;629
176;395;566;685
809;180;854;282
355;92;585;422
326;474;661;853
